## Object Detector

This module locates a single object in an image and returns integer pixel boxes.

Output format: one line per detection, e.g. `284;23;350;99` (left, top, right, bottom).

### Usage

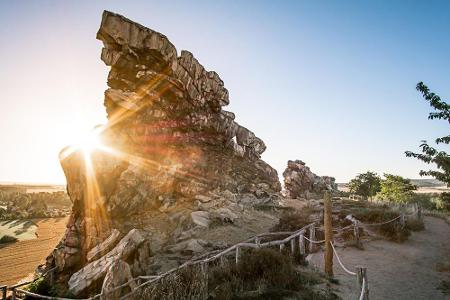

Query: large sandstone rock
44;10;282;296
68;229;144;295
283;160;337;199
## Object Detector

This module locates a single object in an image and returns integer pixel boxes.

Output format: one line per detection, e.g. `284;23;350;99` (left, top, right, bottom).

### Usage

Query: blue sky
0;1;449;184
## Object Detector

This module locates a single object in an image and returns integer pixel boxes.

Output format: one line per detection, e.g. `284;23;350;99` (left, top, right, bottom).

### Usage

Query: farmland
0;217;67;285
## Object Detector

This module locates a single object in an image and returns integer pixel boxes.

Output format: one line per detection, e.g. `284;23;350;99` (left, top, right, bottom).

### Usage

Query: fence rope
358;215;401;226
359;277;366;300
329;241;356;276
303;236;326;244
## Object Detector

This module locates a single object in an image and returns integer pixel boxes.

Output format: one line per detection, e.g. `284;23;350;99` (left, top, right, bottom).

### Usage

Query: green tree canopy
405;82;450;185
348;171;381;198
377;173;416;203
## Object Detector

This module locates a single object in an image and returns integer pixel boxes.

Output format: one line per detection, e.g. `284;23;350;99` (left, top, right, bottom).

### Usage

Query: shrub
25;277;50;298
271;208;314;232
349;207;411;242
0;234;18;244
139;264;206;300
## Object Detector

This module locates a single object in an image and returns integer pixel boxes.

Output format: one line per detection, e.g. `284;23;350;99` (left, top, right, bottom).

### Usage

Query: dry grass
0;217;67;285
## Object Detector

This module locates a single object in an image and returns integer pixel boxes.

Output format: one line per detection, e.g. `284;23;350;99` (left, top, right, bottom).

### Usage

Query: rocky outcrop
68;229;147;295
283;160;337;199
44;11;281;296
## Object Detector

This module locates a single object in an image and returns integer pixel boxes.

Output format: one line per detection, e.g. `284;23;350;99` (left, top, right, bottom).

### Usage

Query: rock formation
283;160;337;199
44;11;281;296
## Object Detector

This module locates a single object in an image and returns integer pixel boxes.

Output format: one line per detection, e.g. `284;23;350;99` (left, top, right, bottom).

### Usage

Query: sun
79;131;103;157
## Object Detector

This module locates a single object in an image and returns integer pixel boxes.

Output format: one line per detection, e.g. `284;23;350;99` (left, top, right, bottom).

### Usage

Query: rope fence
4;202;423;300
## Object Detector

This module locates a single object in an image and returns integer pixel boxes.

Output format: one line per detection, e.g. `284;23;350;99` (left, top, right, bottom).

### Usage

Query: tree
348;171;381;199
405;82;450;185
377;173;416;203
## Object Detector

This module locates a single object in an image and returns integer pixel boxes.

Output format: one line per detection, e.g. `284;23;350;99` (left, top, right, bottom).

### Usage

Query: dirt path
311;216;450;299
0;217;67;285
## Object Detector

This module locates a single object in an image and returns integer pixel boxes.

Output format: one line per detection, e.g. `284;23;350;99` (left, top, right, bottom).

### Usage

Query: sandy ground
0;217;67;286
310;216;450;299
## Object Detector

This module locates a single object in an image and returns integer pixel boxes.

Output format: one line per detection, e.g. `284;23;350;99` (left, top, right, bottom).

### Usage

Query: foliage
348;171;381;198
207;248;336;300
271;208;314;232
437;192;450;211
377;174;416;203
25;277;50;298
340;205;411;242
0;190;70;220
0;234;18;244
405;82;450;185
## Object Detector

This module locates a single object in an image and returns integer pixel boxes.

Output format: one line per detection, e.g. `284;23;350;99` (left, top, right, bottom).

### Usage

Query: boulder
46;10;283;296
100;260;136;300
283;160;337;199
86;229;121;262
68;229;144;295
191;211;210;228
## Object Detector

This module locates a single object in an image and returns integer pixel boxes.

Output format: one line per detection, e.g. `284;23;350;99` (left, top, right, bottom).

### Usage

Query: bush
25;277;50;298
349;207;411;242
139;264;206;300
0;234;18;244
271;208;314;232
208;248;336;300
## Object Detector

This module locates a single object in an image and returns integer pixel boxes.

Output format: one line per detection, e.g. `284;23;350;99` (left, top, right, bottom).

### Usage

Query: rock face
283;160;337;199
45;11;281;296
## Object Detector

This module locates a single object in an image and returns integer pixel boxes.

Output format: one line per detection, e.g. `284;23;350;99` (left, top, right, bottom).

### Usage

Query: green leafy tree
348;171;381;199
377;174;417;203
405;82;450;185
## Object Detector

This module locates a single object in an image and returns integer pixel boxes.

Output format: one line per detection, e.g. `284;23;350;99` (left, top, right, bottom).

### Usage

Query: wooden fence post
201;262;208;300
0;286;6;300
324;191;333;276
400;213;405;228
255;237;261;248
11;288;16;300
299;232;305;255
280;243;285;252
353;220;361;248
235;246;240;265
309;224;316;253
356;266;369;300
290;238;296;255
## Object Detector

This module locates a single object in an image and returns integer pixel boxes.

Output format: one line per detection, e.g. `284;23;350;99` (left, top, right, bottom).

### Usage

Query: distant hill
409;179;447;188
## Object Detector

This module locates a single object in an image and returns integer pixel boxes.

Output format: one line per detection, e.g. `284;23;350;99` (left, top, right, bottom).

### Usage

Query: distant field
0;217;67;286
0;220;38;241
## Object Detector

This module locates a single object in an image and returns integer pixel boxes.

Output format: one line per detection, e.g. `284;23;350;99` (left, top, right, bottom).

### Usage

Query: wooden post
400;213;405;228
324;191;333;276
235;246;240;265
299;232;306;255
309;224;316;253
220;255;226;267
11;288;16;300
280;243;285;252
1;286;6;300
201;262;208;300
356;266;369;300
290;238;296;255
353;220;361;248
255;237;261;248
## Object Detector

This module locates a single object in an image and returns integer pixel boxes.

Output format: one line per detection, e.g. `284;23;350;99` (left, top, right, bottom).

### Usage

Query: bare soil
0;217;67;286
311;216;450;299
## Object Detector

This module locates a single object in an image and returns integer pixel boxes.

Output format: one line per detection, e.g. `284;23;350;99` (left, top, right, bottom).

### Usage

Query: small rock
191;211;210;228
